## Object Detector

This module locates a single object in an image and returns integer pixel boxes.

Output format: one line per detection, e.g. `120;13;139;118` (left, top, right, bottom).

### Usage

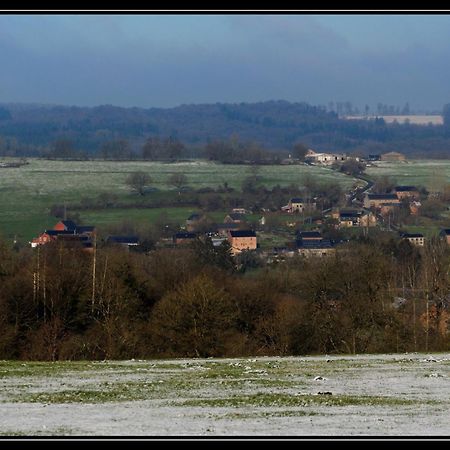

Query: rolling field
365;160;450;190
0;353;449;436
0;159;357;242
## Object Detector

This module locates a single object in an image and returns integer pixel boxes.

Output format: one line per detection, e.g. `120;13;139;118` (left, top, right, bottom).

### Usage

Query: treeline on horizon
0;234;449;361
1;100;450;159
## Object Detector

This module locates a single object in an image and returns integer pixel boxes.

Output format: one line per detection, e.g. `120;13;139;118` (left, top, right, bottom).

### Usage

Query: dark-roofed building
296;230;323;241
395;186;420;200
216;222;240;237
296;239;336;257
224;213;246;224
75;225;96;236
31;220;96;248
173;232;197;245
227;229;257;255
364;193;401;209
186;213;204;232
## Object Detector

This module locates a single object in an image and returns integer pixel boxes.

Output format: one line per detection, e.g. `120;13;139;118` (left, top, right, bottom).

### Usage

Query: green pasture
0;159;356;242
365;160;450;190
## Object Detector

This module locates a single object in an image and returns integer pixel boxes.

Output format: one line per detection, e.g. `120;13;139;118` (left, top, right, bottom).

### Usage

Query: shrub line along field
0;353;449;436
0;158;358;242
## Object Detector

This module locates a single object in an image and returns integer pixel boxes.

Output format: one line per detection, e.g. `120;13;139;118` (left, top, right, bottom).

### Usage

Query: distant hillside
0;100;449;157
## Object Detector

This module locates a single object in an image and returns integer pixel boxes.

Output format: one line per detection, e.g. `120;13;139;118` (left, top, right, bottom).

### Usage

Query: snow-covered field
0;353;449;437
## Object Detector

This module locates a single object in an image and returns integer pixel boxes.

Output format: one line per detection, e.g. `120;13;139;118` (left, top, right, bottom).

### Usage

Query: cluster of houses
304;149;406;166
364;185;421;216
174;208;257;256
31;220;140;251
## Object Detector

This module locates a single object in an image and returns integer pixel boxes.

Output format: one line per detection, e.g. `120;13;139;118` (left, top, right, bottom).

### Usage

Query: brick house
31;221;96;248
227;230;257;255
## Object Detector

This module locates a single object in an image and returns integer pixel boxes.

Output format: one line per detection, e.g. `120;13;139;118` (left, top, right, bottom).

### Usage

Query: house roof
340;211;361;219
187;213;201;221
367;194;398;200
226;213;245;220
297;239;334;249
402;233;424;239
440;229;450;236
107;236;139;245
229;230;256;238
59;220;77;231
290;198;304;203
395;186;418;192
173;232;197;240
44;229;76;236
76;226;95;234
216;223;240;230
297;231;322;239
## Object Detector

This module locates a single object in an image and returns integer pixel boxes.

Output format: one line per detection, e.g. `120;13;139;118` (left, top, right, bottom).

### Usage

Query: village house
439;229;450;245
216;222;240;237
409;201;421;215
401;232;425;247
224;213;246;224
305;149;348;166
380;151;406;162
31;220;96;248
227;230;257;255
185;213;205;232
332;208;377;228
281;197;317;214
173;232;197;245
364;193;401;209
395;186;420;200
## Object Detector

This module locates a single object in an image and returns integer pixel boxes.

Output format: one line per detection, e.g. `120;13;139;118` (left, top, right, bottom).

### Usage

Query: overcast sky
1;14;449;111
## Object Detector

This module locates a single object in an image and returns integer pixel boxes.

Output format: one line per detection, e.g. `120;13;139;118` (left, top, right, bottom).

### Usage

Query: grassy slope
0;159;356;242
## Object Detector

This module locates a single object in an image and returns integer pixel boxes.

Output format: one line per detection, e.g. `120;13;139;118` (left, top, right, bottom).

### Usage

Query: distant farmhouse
281;197;317;214
364;193;401;209
305;149;348;166
295;230;336;257
380;152;406;162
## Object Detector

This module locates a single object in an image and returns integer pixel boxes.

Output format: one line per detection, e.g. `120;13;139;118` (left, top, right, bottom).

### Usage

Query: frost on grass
0;353;450;436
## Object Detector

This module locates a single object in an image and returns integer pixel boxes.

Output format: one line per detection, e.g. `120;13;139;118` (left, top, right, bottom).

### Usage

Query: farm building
364;193;401;209
380;152;406;162
305;149;348;166
281;198;316;214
